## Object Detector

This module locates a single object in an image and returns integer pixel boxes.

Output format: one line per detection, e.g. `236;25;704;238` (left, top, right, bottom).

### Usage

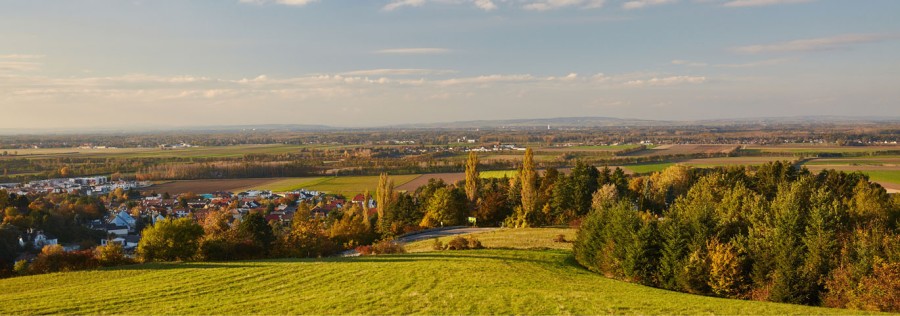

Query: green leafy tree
137;218;204;262
238;211;276;253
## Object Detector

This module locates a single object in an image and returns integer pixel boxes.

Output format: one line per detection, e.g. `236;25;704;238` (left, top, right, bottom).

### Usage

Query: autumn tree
516;148;537;228
137;218;204;262
375;172;395;233
465;151;480;203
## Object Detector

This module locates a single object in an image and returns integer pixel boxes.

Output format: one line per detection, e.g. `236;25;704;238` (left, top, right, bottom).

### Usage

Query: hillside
0;229;870;315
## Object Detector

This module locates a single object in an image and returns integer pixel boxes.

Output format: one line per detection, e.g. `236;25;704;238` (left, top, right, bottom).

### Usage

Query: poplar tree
375;173;394;232
465;151;480;203
518;148;537;227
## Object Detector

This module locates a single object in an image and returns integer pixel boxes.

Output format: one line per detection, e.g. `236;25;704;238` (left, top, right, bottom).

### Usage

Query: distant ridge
0;116;897;135
382;115;900;129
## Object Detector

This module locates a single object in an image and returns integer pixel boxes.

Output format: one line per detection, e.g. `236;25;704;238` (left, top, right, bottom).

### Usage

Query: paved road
339;226;498;257
396;227;498;243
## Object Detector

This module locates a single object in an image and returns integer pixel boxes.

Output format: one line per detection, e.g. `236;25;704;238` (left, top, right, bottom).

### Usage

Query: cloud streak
733;34;896;54
238;0;319;6
722;0;814;7
373;47;451;54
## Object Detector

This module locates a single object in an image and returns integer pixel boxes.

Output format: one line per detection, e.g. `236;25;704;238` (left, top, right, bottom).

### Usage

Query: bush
355;245;373;256
12;260;28;275
432;239;444;251
199;237;266;261
94;243;133;267
28;247;98;274
446;236;469;250
370;240;407;255
468;237;484;249
442;236;483;251
553;234;568;243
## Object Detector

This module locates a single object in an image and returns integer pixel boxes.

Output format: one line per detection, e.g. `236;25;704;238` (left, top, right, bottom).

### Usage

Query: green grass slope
0;249;866;315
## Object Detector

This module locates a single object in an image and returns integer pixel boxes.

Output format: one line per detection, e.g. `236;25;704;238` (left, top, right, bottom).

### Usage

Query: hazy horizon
2;0;899;129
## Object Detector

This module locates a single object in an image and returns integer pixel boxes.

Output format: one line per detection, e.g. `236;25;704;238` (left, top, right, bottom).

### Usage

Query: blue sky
1;0;898;129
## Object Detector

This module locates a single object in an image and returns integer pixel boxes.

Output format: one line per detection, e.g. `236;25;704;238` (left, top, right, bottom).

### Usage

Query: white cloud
473;0;498;10
374;47;451;54
722;0;814;7
0;54;43;72
624;76;706;86
340;69;457;76
622;0;676;10
671;59;709;67
672;58;787;68
239;0;319;6
523;0;606;10
383;0;426;11
733;33;895;54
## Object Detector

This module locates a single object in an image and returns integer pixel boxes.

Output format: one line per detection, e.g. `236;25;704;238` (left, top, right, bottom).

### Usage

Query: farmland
142;178;282;195
0;242;862;314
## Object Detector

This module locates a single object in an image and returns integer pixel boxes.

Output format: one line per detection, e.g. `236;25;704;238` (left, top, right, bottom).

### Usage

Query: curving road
396;226;498;243
340;226;498;256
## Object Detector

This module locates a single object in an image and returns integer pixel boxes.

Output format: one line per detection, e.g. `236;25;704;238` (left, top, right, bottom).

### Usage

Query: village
6;175;376;259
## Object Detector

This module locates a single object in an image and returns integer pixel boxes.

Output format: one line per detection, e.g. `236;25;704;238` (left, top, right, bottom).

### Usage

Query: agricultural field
1;144;356;160
144;175;420;195
0;245;862;314
298;175;421;194
743;144;900;154
237;177;324;192
624;144;739;157
620;157;796;174
142;178;281;195
395;173;467;191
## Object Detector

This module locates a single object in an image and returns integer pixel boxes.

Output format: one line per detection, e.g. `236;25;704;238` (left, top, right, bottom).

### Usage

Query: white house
112;210;137;232
33;231;58;249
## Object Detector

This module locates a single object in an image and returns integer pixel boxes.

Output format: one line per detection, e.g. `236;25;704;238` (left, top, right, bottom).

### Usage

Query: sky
0;0;899;129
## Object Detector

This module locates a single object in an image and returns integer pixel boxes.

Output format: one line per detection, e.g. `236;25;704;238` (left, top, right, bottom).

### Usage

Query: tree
375;172;395;233
465;151;480;203
238;211;276;253
517;148;537;227
137;218;204;262
0;224;21;273
420;187;467;228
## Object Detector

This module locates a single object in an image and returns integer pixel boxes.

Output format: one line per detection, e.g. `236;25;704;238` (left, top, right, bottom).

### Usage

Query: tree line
574;161;899;312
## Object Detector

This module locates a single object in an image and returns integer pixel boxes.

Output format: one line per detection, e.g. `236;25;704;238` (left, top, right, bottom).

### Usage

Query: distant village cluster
0;176;150;196
6;176;375;258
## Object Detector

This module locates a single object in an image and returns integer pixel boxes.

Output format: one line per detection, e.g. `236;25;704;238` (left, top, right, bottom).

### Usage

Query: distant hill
383;115;900;129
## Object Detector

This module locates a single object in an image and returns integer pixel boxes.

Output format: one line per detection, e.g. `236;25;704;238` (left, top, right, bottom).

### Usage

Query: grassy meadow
0;249;865;315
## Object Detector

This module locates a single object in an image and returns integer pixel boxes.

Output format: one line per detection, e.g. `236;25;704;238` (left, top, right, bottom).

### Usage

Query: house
102;234;140;250
33;231;58;249
105;224;129;237
111;210;137;232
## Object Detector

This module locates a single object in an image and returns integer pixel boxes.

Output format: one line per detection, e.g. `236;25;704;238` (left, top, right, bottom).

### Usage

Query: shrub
446;236;469;250
94;243;133;267
468;237;484;249
355;245;373;256
442;236;483;251
371;240;406;255
28;247;98;274
432;238;444;251
553;234;568;243
12;260;28;275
